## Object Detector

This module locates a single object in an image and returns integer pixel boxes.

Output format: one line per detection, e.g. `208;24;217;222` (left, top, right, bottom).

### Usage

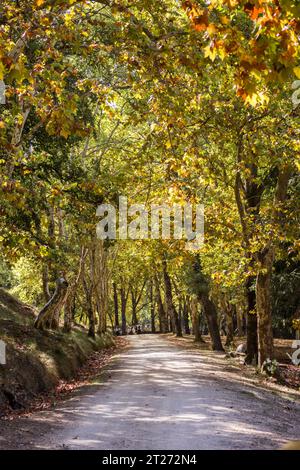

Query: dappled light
1;336;299;450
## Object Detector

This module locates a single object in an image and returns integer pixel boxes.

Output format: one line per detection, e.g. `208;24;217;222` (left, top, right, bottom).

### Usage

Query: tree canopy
0;0;299;369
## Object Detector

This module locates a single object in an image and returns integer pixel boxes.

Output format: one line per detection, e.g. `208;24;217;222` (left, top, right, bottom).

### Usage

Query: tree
190;297;204;343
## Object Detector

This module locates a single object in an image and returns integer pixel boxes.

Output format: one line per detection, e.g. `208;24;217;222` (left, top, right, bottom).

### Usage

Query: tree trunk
113;283;119;328
178;298;182;334
93;240;109;335
131;290;138;326
120;287;128;335
169;316;173;333
150;281;156;333
34;276;68;330
162;259;182;337
83;276;95;338
234;160;262;363
256;247;274;366
190;297;204;342
236;305;245;337
155;276;168;333
225;301;234;347
63;289;75;333
183;298;190;335
198;293;224;351
245;277;258;364
63;247;87;333
87;304;96;338
255;167;291;367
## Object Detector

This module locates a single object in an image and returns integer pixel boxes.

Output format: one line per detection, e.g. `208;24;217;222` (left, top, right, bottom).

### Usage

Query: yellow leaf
220;15;230;25
0;61;5;80
293;67;300;79
204;45;217;62
207;24;217;35
245;91;269;107
218;47;227;61
245;93;258;107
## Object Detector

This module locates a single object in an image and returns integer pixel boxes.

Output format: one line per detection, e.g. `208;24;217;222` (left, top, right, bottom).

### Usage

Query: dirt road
1;334;300;450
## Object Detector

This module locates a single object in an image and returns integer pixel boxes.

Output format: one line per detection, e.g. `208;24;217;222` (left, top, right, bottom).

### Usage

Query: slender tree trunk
113;282;119;328
83;276;95;338
63;247;87;333
190;297;204;342
87;304;96;338
150;281;156;333
183;298;190;335
236;305;245;337
93;240;109;335
245;277;258;364
155;276;168;333
120;287;128;335
63;289;75;333
162;259;182;337
178;298;182;334
225;300;234;347
158;305;162;332
131;290;138;326
256;247;274;366
169;316;173;333
198;293;224;351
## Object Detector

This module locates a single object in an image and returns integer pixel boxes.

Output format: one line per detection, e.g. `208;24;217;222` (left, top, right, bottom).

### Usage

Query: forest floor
167;334;300;391
1;334;300;450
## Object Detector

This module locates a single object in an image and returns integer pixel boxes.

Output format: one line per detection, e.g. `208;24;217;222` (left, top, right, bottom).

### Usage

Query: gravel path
1;334;300;450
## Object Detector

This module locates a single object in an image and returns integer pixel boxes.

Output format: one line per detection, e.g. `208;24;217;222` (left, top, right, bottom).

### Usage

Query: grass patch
0;288;114;414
